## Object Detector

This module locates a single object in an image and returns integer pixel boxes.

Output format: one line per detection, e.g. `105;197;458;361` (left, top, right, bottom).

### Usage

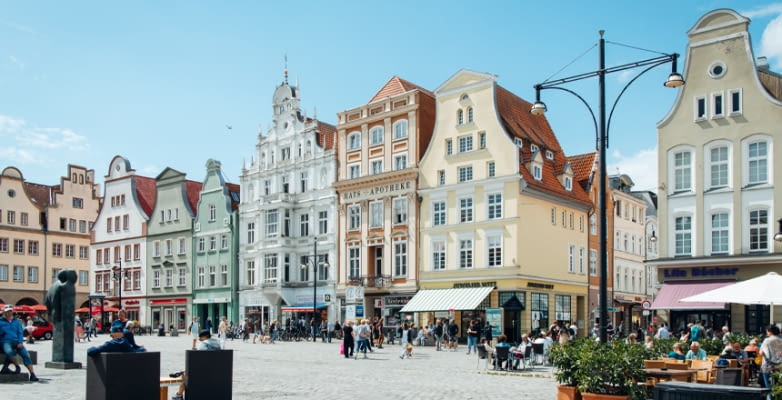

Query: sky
2;1;781;192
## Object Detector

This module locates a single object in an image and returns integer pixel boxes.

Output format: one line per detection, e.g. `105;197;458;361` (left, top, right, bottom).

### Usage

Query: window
446;139;453;156
220;264;228;286
220;234;228;249
457;109;464;125
152;270;161;288
281;147;290;161
264;180;271;195
458;135;473;153
209;236;216;251
589;249;597;276
438;170;445;185
348;164;360;179
467;107;474;123
555;295;572;323
712;91;724;118
458;166;473;183
590;214;597;235
487;161;495;178
26;240;38;255
459;239;473;269
165;239;173;256
19;212;28;226
152;241;161;257
394;154;407;170
176;238;185;255
348;205;361;231
748;141;768;184
674;216;692;256
0;265;6;281
370;201;383;228
247;222;255;244
709;145;729;188
749;209;768;252
245;261;255;286
487;234;502;267
533;164;542;180
7;211;15;225
545;151;554;160
68;218;77;232
318;211;328;234
479;132;486;148
79;245;88;260
164;268;173;287
371;159;383;175
674;151;692;191
266;210;279;237
348;132;361;150
568;245;575;273
79;220;87;233
695;96;707;120
79;270;88;286
264;254;278;283
433;201;446;226
52;243;62;257
13;239;24;254
209;204;216;221
531;293;549;330
13;265;23;282
432;240;446;270
578;247;585;274
300;214;309;236
348;246;360;279
514;138;522;147
729;88;742;115
487;193;502;219
393;120;408;139
459;198;473;223
393;241;407;276
114;216;120;231
72;197;84;209
711;212;729;255
197;237;205;252
393;197;408;225
564;176;572;191
176;268;185;287
300;172;308;192
370;126;384;145
26;266;37;283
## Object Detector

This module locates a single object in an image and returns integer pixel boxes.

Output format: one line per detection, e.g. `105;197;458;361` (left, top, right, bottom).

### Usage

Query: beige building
652;9;782;334
0;165;101;308
410;70;591;341
334;76;435;325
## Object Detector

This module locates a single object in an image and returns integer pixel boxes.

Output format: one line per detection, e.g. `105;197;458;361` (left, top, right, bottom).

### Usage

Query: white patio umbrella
680;271;782;324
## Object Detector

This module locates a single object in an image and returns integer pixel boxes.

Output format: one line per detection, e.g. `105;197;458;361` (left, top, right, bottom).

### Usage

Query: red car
29;315;53;340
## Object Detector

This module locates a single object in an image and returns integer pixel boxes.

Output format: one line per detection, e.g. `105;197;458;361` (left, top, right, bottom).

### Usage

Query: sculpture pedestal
86;352;159;400
45;361;82;369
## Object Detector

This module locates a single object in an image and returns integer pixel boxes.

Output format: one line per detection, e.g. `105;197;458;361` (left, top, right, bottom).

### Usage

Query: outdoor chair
476;344;489;371
519;345;533;370
494;346;511;371
644;360;665;369
531;342;545;365
691;359;716;384
664;362;689;370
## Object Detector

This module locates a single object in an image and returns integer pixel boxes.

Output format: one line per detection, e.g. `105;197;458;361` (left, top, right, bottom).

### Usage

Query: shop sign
662;267;738;278
453;281;497;289
485;308;503;337
341;181;413;202
384;296;412;306
527;282;554;290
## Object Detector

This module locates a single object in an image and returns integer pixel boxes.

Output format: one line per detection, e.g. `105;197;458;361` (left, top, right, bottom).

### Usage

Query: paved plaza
4;334;557;399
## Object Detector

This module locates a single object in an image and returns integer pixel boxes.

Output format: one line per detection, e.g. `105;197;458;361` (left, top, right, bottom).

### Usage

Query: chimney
757;56;770;71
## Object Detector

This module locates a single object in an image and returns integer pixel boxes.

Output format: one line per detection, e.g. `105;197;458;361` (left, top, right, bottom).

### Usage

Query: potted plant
574;340;647;400
550;339;583;400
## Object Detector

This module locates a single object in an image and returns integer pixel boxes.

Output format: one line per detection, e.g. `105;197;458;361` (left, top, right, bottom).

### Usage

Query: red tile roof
23;182;52;208
185;180;203;216
368;76;434;103
568;152;597;191
495;85;592;207
134;176;157;218
226;183;240;211
317;121;337;151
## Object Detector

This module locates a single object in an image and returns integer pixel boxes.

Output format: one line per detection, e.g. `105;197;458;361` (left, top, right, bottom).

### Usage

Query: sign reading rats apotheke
662;266;739;278
341;181;413;202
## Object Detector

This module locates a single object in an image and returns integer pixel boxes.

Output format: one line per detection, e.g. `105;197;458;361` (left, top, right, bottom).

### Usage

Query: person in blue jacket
87;325;146;356
0;305;39;381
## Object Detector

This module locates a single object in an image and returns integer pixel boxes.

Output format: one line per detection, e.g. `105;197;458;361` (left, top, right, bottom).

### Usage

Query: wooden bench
160;375;185;400
0;350;37;365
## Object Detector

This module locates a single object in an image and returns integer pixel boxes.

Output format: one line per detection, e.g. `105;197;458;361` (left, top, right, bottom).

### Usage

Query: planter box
185;349;233;400
653;381;768;400
557;385;582;400
86;352;160;400
581;393;629;400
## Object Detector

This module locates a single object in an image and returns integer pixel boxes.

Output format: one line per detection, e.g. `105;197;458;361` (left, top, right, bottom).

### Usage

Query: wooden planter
580;393;629;400
557;385;582;400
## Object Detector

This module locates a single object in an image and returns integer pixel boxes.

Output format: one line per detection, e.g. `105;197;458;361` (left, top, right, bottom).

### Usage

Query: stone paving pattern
2;335;556;399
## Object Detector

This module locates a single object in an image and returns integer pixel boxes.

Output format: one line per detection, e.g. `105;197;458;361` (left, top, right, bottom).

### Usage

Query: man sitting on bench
0;305;39;381
170;330;220;400
87;325;146;356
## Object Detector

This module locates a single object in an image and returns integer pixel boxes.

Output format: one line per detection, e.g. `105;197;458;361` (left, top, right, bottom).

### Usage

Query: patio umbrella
680;271;782;324
75;307;90;313
31;304;47;311
13;305;35;313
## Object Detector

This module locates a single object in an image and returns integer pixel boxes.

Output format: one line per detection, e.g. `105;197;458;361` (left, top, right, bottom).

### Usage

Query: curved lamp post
531;31;684;344
300;238;329;326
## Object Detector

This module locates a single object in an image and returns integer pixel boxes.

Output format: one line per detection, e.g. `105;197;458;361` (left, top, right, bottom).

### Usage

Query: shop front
193;296;232;331
149;298;188;332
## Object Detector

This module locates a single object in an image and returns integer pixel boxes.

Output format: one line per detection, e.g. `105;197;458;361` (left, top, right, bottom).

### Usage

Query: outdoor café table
643;368;696;384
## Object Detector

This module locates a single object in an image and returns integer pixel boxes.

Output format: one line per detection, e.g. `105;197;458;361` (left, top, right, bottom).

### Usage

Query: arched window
467;107;474;123
457;109;464;125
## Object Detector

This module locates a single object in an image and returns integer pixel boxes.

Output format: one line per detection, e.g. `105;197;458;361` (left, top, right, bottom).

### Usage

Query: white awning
400;287;493;313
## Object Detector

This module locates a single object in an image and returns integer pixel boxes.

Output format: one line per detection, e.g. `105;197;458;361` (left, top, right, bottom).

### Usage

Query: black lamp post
112;260;129;309
300;238;329;325
531;31;683;344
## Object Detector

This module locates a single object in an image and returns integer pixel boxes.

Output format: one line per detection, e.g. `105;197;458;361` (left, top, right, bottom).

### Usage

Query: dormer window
514;138;522;147
545;151;554;160
531;144;539;153
564;176;573;191
533;165;542;180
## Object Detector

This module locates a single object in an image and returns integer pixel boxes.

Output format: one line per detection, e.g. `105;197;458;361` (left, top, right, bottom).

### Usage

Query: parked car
30;315;53;340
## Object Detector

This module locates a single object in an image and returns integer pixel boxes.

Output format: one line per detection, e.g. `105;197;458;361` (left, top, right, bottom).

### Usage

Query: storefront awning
280;303;327;313
649;281;733;310
400;287;493;313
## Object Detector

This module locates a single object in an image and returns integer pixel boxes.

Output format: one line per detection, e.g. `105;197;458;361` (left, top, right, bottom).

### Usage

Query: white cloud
140;165;160;176
0;147;45;164
0;114;89;168
760;14;782;69
608;147;658;192
0;115;26;132
8;55;25;70
742;3;782;18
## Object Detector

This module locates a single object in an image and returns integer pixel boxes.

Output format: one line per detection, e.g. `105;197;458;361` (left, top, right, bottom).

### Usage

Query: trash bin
654;381;768;400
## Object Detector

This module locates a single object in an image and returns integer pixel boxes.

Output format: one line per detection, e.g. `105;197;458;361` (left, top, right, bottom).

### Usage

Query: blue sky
2;1;781;191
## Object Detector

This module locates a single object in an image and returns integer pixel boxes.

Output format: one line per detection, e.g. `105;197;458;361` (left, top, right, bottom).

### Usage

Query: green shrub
574;340;646;399
698;337;725;355
549;338;584;386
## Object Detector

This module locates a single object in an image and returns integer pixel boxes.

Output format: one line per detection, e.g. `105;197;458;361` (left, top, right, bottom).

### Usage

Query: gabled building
239;74;338;326
333;76;435;325
0;165;100;308
413;69;591;341
146;168;201;332
91;156;156;323
192;159;240;326
651;9;782;334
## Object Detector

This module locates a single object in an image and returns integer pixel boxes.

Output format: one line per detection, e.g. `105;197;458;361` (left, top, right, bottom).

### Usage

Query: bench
653;381;769;400
0;350;37;365
160;375;185;400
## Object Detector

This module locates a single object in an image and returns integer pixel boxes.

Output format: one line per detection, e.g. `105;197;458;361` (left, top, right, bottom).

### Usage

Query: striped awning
400;287;493;313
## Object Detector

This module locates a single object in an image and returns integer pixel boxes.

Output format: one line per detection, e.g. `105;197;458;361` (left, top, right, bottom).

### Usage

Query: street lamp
531;30;683;344
112;260;129;309
300;238;329;325
774;218;782;242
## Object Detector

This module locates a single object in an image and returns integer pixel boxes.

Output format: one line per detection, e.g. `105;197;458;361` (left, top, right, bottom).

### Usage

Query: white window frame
459;197;473;223
370;158;383;175
568;244;575;273
394;153;407;170
694;95;707;121
369;201;383;229
745;139;769;185
487;193;502;219
393;119;408;140
348;246;361;279
347;131;361;150
674;214;693;257
589;249;597;276
710;211;730;255
209;204;216;221
487;161;495;178
487;234;502;268
459;238;473;269
578;247;585;274
392;197;408;225
458;135;473;153
348;205;361;231
711;91;724;119
533;164;542;180
706;142;730;190
266;210;279;237
348;163;361;179
153;241;161;257
370;126;384;145
458;165;473;183
152;270;160;288
432;239;446;271
438;170;445;185
728;88;742;116
264;254;278;283
433;201;446;226
748;208;769;253
393;240;407;277
670;148;693;192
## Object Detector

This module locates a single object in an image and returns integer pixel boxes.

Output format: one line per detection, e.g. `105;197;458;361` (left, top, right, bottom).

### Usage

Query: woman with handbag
399;322;412;359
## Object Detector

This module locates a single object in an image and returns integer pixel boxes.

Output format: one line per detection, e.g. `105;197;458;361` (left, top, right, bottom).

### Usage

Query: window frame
369;125;384;146
347;131;361;151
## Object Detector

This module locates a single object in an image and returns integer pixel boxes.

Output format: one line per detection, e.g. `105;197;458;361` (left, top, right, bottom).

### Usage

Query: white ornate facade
238;77;338;325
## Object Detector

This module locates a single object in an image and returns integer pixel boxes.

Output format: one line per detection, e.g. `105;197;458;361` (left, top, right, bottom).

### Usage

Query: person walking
188;316;200;350
342;321;354;359
218;316;228;349
760;324;782;391
354;319;371;359
433;320;444;351
399;322;412;359
0;305;39;381
447;319;459;351
466;320;479;355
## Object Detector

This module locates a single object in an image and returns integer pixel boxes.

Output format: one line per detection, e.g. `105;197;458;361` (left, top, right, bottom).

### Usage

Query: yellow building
0;165;101;308
411;70;591;341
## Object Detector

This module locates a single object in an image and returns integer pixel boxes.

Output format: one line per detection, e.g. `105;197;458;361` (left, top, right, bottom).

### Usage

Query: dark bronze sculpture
44;270;81;369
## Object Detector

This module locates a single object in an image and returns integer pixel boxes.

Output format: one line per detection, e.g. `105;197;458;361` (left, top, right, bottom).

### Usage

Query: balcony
347;275;392;288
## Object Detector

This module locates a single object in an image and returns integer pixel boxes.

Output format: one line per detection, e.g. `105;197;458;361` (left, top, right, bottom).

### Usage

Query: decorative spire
284;54;288;84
